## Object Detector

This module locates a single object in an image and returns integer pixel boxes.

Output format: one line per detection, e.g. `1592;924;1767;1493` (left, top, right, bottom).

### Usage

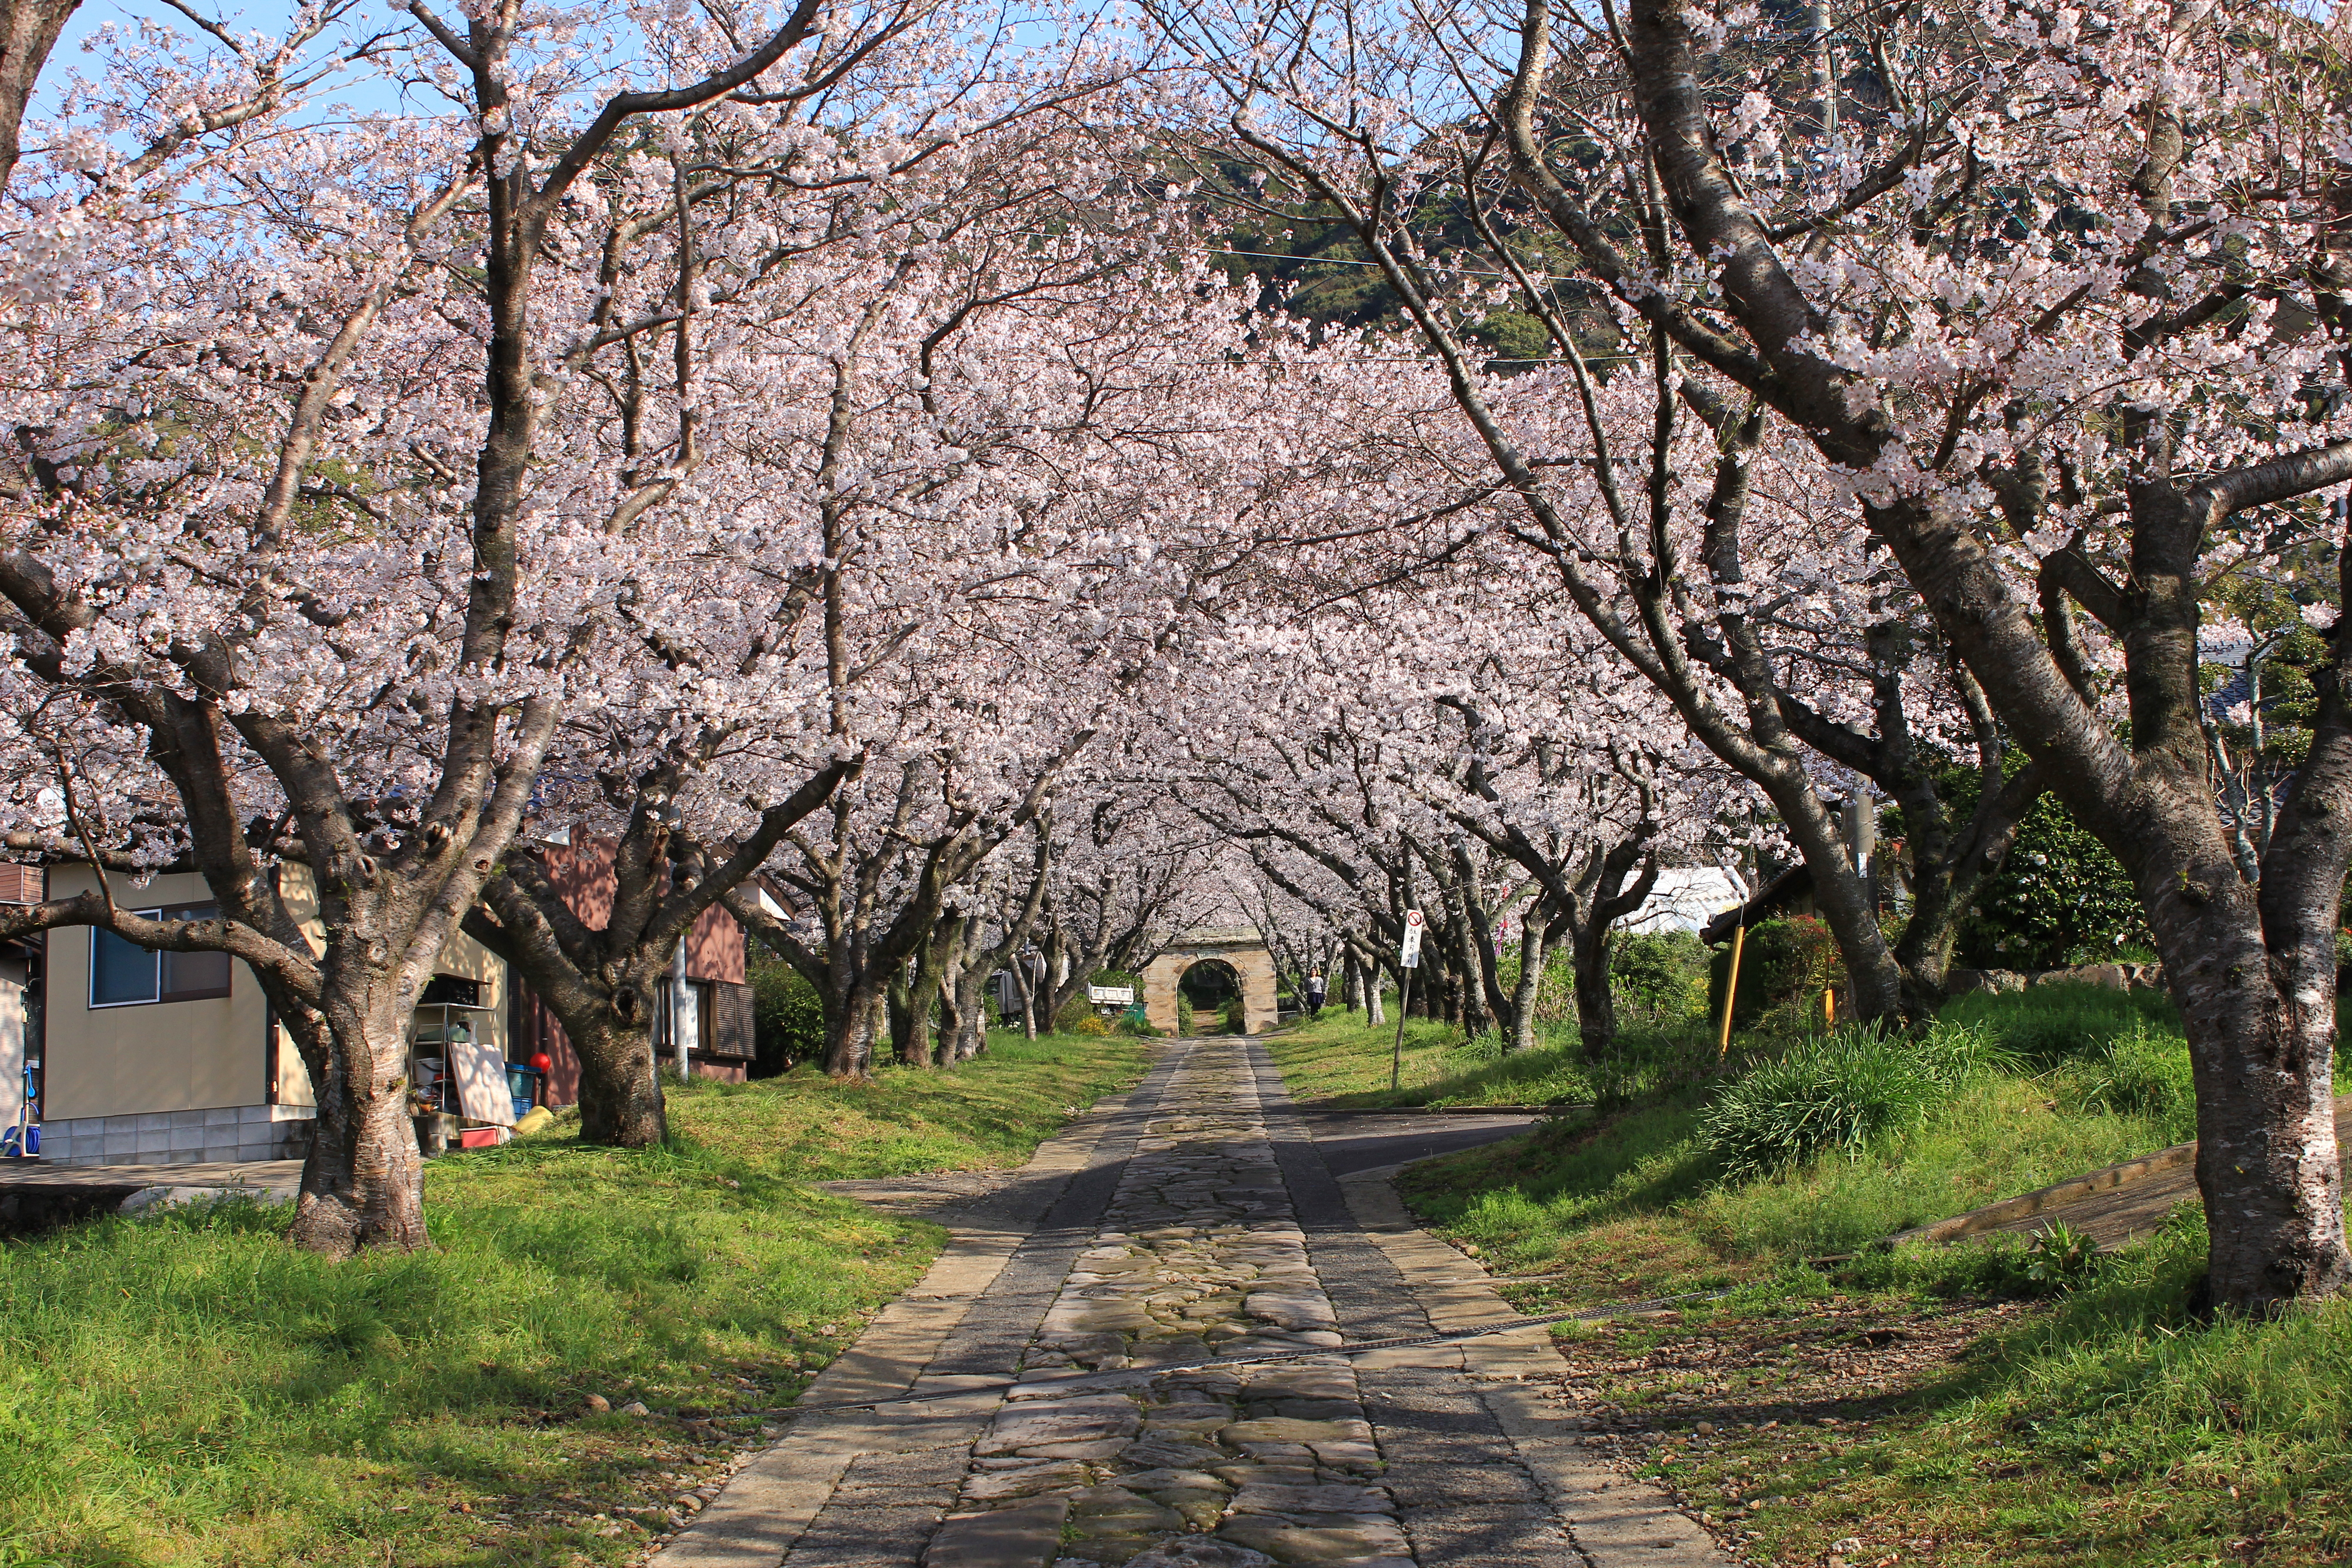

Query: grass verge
1263;1005;1705;1108
1379;982;2352;1565
0;1029;1147;1568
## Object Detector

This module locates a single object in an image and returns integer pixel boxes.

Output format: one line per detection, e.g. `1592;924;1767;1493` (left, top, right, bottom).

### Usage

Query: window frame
86;902;234;1009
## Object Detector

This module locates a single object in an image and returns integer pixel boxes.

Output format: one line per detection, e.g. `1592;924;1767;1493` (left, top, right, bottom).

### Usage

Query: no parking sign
1399;908;1424;968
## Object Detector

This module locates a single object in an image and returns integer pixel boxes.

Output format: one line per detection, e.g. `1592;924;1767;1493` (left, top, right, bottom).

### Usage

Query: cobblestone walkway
653;1038;1725;1568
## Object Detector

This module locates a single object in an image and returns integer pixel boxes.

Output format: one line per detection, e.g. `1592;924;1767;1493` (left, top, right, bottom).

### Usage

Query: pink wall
534;834;744;983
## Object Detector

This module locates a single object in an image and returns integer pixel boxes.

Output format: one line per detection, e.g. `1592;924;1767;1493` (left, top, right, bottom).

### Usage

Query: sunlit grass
1375;983;2352;1565
0;1029;1147;1567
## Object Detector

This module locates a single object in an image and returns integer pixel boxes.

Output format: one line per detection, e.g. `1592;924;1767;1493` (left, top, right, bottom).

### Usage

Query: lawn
1264;1003;1703;1108
1380;983;2352;1566
0;1029;1148;1568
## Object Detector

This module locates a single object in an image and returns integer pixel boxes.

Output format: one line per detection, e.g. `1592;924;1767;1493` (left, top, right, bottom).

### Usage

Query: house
22;831;766;1162
33;863;509;1168
1698;864;1816;946
1622;865;1749;935
506;831;759;1104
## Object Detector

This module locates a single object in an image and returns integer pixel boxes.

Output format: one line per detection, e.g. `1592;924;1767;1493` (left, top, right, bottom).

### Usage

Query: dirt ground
1531;1295;2046;1567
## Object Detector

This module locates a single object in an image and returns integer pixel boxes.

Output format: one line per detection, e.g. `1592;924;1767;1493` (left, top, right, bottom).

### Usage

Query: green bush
1052;990;1095;1032
1707;915;1839;1031
1701;1021;2006;1182
1612;928;1709;1020
750;957;825;1074
1222;995;1246;1034
1177;996;1196;1035
1958;788;2151;969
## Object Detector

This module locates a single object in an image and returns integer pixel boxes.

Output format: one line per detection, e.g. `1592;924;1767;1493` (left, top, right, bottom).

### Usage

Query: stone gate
1141;927;1281;1036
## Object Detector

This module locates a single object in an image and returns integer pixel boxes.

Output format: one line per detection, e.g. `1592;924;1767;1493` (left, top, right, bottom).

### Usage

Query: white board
0;975;21;1132
447;1031;516;1126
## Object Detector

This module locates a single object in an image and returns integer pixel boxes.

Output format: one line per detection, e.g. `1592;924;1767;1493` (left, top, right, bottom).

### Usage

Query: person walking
1304;969;1327;1019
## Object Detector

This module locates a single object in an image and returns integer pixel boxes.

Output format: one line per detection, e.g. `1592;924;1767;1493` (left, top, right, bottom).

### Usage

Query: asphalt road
1296;1109;1544;1177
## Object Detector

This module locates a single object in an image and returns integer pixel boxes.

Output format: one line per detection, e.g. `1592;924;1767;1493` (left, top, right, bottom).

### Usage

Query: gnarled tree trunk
289;988;428;1256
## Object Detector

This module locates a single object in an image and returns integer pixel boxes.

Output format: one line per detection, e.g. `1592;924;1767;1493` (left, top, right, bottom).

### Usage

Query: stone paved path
653;1038;1725;1568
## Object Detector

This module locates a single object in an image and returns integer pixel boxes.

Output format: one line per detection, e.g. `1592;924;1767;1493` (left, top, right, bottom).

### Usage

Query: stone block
977;1396;1144;1457
920;1496;1070;1568
1216;1515;1412;1560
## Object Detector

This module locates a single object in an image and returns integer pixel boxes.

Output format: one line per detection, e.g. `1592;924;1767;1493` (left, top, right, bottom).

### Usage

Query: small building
1698;865;1815;947
34;864;509;1168
1622;865;1749;935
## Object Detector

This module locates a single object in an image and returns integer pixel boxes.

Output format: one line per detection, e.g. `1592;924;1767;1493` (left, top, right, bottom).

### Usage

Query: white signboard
1088;984;1135;1005
448;1031;517;1127
1400;908;1424;968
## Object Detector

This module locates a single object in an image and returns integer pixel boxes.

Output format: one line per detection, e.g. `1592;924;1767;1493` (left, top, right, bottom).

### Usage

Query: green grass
0;1029;1147;1568
1636;1213;2352;1566
1376;982;2352;1564
1264;1005;1715;1108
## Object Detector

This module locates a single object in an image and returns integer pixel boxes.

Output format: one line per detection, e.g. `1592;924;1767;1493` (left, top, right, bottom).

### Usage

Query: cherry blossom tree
0;0;958;1252
1154;0;2352;1309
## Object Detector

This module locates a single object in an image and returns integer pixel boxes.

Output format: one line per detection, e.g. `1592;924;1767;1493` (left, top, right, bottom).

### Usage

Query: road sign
1400;908;1424;968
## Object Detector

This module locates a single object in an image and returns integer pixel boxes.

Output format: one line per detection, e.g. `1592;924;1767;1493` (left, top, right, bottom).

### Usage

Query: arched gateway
1142;927;1281;1036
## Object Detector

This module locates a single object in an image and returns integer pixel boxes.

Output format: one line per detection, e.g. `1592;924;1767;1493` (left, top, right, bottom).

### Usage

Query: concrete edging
1885;1094;2352;1250
1334;1161;1731;1567
1885;1139;2196;1249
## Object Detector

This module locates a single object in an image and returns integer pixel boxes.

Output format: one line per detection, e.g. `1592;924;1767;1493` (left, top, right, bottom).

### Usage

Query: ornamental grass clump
1702;1021;2012;1183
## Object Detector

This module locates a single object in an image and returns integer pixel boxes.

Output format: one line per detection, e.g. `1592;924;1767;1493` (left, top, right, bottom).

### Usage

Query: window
652;977;713;1057
88;904;233;1008
420;974;482;1008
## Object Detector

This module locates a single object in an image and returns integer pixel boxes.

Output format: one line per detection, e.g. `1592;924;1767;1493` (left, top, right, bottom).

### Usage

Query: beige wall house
37;865;507;1168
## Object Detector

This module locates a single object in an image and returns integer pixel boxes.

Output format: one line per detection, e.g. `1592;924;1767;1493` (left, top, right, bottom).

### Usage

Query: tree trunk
2142;808;2350;1311
287;998;428;1256
0;0;81;194
822;974;876;1078
1569;920;1618;1058
1508;916;1549;1054
887;964;917;1065
573;1014;666;1146
949;959;990;1059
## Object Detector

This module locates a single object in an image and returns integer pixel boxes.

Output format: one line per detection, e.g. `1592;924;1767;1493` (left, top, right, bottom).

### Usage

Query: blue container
510;1096;534;1122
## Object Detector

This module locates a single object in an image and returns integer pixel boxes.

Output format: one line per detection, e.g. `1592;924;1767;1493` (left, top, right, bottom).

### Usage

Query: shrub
1708;915;1839;1031
1177;997;1196;1035
1223;995;1246;1034
1069;1013;1111;1036
2023;1221;2104;1292
1115;1015;1162;1038
1052;991;1095;1033
1701;1022;1999;1182
1957;788;2151;968
749;957;824;1074
1612;928;1709;1020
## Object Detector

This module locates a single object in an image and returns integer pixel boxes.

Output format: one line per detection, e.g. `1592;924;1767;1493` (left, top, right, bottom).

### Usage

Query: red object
529;1052;553;1075
459;1127;508;1149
